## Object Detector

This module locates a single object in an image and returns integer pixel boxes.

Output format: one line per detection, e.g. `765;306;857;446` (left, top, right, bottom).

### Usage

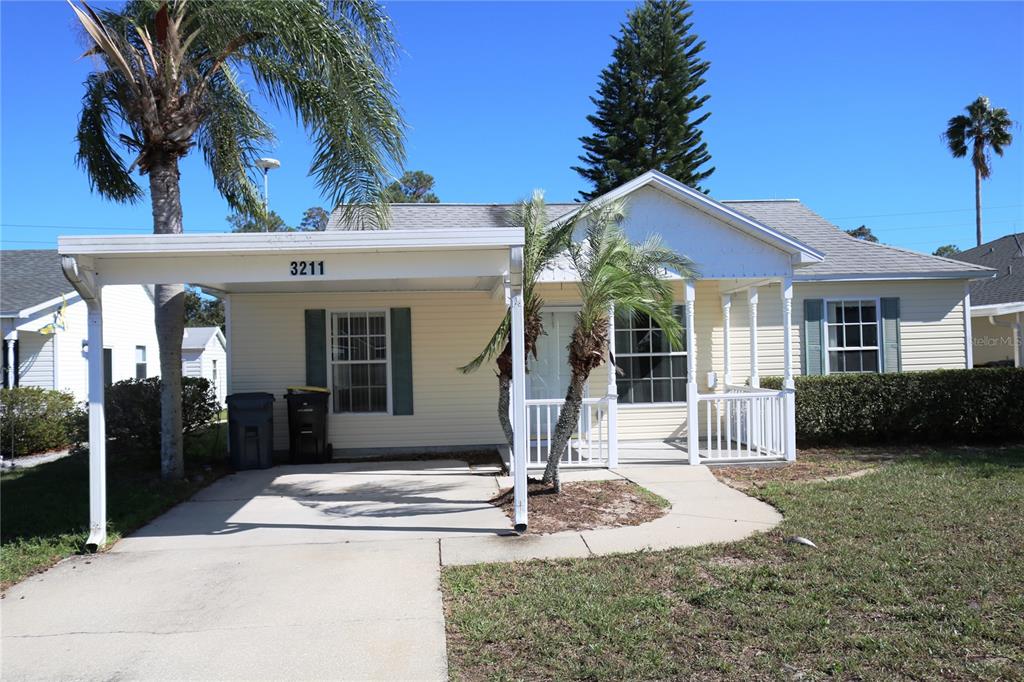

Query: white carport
58;229;530;549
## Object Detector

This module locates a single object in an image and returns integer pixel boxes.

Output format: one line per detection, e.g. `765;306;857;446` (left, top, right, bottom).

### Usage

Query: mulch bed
491;478;669;534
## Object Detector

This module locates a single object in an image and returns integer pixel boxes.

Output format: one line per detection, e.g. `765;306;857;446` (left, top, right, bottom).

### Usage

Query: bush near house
0;387;81;457
103;377;219;457
762;368;1024;445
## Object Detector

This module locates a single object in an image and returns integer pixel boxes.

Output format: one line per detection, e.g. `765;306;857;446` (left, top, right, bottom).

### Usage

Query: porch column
781;276;796;462
721;294;732;386
86;296;108;548
509;247;528;532
606;306;619;468
748;286;760;388
685;281;699;465
4;330;16;388
1016;313;1023;368
224;295;232;397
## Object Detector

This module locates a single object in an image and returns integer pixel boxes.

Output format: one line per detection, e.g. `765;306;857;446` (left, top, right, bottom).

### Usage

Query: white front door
527;310;577;400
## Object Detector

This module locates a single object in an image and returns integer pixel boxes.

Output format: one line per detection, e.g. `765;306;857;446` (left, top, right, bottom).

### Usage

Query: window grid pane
826;300;880;373
331;312;388;413
614;306;687;404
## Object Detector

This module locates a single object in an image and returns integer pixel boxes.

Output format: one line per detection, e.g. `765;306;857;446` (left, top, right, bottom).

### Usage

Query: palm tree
459;191;578;450
70;0;403;479
943;96;1015;247
542;204;695;489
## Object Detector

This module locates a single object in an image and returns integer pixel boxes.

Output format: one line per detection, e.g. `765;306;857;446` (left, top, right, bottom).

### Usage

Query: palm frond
75;72;144;203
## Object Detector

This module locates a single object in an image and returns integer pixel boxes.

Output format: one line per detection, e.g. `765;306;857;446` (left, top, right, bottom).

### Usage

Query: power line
2;223;229;232
833;203;1023;220
839;218;1020;233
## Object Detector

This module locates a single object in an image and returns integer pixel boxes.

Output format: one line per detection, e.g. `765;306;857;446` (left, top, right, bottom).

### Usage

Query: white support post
509;247;528;532
748;286;760;388
85;294;107;549
224;295;233;397
606;306;619;468
963;283;974;368
1016;313;1023;369
685;281;699;465
781;276;796;462
721;294;732;387
4;330;16;388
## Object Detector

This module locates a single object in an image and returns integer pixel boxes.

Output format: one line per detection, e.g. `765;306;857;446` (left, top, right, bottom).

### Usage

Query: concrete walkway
1;456;780;681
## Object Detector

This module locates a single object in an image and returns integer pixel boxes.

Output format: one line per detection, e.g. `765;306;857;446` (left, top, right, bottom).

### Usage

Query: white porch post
224;295;232;397
606;306;619;468
509;246;528;532
963;283;974;368
1016;313;1023;368
748;286;760;388
85;294;107;549
721;294;732;386
4;330;17;388
781;276;796;462
685;281;699;465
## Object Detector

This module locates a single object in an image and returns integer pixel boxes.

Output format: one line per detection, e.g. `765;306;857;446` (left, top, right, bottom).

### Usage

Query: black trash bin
284;387;332;463
226;392;275;470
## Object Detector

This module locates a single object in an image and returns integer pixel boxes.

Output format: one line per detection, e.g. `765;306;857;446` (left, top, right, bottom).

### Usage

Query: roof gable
1;249;75;315
182;326;225;351
955;233;1024;305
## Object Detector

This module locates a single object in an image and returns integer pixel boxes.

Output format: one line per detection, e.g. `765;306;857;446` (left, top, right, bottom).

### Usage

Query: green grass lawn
1;425;228;590
443;447;1024;680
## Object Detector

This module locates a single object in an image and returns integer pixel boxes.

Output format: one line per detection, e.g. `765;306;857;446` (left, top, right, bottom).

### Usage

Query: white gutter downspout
61;256;107;550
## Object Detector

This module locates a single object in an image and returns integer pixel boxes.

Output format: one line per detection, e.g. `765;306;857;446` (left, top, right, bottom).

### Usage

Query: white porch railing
524;396;611;468
695;385;789;461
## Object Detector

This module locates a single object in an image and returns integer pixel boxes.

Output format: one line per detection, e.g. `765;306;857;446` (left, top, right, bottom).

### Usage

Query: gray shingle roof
953;233;1024;306
327;203;578;231
182;326;223;350
1;249;75;314
328;198;994;281
723;200;993;280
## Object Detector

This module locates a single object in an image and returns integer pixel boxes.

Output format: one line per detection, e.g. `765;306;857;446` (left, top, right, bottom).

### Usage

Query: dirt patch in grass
710;447;904;490
491;479;669;534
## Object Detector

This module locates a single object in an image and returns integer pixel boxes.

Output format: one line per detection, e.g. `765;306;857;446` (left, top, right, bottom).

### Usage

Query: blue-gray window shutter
803;299;825;375
880;297;901;373
305;309;327;387
390;308;414;415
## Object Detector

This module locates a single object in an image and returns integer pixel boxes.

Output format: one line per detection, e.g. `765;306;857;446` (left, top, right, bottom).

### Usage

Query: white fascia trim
794;271;996;282
58;227;525;257
2;292;77;319
971;301;1024;317
554;170;826;264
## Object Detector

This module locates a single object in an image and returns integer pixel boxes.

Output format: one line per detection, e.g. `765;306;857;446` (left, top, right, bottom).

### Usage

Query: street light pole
254;157;281;231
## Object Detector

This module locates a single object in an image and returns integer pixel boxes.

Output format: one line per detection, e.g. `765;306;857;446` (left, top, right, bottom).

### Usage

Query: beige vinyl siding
17;331;55;389
726;279;969;384
230;290;506;451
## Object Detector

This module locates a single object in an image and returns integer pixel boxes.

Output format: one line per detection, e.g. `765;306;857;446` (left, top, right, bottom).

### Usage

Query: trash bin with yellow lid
284;386;331;463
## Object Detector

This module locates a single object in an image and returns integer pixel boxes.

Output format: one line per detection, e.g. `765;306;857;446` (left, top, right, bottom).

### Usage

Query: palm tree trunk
148;154;186;480
975;166;983;247
497;373;514;452
541;374;587;491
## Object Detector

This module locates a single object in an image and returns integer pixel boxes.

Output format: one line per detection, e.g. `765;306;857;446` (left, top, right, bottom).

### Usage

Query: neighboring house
57;170;995;540
182;326;227;405
0;249;160;399
954;233;1023;367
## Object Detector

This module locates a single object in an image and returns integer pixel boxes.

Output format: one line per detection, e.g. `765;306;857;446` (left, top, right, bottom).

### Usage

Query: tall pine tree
574;0;713;199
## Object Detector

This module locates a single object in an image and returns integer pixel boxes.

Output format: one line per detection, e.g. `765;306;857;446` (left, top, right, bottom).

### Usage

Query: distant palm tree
542;205;695;489
71;0;404;479
943;96;1014;246
459;192;578;450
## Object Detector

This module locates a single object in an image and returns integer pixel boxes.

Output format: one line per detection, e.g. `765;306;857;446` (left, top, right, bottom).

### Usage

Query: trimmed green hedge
104;377;219;457
761;368;1024;446
0;387;83;457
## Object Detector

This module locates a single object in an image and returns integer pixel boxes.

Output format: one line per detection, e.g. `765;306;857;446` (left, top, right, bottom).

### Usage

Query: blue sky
2;1;1022;255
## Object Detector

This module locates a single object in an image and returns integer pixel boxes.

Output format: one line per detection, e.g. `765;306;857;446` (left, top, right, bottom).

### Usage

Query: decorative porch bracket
61;256;107;550
509;246;528;532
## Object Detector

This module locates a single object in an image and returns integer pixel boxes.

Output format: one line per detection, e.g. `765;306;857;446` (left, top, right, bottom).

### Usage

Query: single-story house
182;326;227;405
57;170;994;542
1;249;160;399
955;233;1023;367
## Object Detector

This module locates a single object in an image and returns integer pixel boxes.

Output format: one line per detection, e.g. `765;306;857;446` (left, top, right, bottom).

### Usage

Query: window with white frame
135;345;147;379
330;311;388;413
826;300;879;373
614;306;687;404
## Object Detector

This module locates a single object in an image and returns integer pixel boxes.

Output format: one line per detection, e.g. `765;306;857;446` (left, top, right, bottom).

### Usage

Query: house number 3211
290;260;324;276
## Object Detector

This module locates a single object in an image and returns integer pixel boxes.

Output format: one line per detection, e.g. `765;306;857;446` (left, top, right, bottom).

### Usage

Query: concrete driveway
1;460;508;681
